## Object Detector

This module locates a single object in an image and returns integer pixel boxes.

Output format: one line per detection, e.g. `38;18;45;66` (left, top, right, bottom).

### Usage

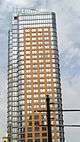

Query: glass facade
8;9;64;142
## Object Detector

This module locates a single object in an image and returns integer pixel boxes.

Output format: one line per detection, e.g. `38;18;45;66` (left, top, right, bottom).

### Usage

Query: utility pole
46;95;52;142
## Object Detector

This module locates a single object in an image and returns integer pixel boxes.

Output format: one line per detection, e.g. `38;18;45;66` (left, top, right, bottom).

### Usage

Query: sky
0;0;80;141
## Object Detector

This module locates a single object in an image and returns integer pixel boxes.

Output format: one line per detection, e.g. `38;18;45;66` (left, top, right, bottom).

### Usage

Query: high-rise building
8;9;64;142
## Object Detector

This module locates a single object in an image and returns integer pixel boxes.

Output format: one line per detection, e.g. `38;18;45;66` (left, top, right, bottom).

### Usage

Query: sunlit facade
8;9;64;142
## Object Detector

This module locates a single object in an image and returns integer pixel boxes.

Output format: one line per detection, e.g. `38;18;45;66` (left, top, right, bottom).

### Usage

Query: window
27;133;32;137
42;139;47;142
54;83;60;88
26;33;30;36
33;85;38;89
35;139;40;142
26;55;30;59
27;110;32;114
40;79;44;82
35;133;40;137
39;50;43;54
47;88;52;92
40;89;45;93
26;65;31;68
26;37;30;41
40;68;44;72
34;105;39;109
46;64;50;68
45;46;49;49
44;28;48;31
27;95;32;99
53;73;58;78
26;89;31;93
13;38;17;42
19;56;24;60
32;55;37;59
34;114;39;119
39;55;44;58
34;94;38;98
46;69;51;72
35;125;39;131
42;133;47;137
40;74;44;77
27;139;33;142
26;60;31;64
32;33;36;36
32;42;37;45
44;41;49;45
27;127;32;132
13;42;17;46
13;34;17;38
26;84;31;87
19;42;24;46
44;32;49;35
39;64;44;68
38;28;42;32
34;89;38;93
47;83;51;87
38;41;43;45
19;34;23;38
33;60;37;63
39;60;43;63
53;69;56;72
33;64;37;68
38;37;43;40
40;94;45;98
19;51;24;55
47;78;51;82
19;38;24;42
34;100;38;103
12;30;17;34
41;99;45;103
33;69;37;73
25;29;30;32
32;46;36;50
26;42;30;45
38;32;42;36
32;29;36;32
32;37;36;41
44;37;49;40
33;79;38;83
32;50;37;54
42;127;47;131
41;105;46;108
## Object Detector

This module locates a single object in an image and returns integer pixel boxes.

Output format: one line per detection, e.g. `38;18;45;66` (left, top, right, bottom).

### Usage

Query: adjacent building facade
8;9;64;142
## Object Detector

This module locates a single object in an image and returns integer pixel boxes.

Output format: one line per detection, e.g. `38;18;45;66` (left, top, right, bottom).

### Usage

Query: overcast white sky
0;0;80;141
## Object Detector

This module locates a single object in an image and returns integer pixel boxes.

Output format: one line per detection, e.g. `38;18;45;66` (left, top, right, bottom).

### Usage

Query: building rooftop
11;8;55;17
